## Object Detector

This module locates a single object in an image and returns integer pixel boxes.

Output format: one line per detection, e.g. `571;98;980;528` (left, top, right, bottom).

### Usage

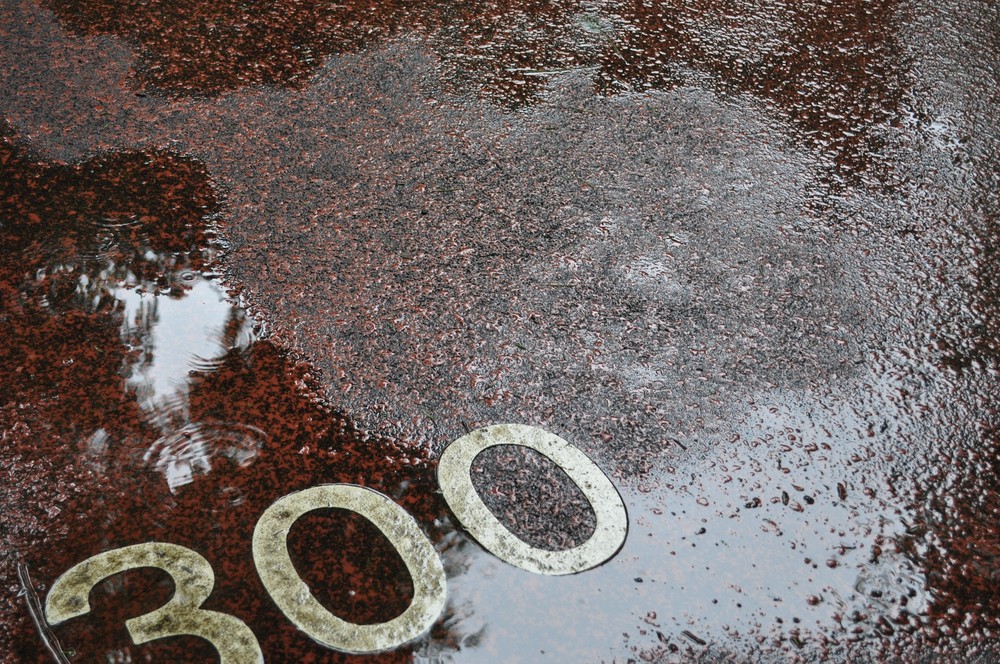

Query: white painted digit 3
437;423;628;575
44;542;263;663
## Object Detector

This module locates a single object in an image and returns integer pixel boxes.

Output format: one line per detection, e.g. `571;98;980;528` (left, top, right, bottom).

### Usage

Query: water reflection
0;120;215;440
120;278;250;406
0;121;269;492
118;276;264;490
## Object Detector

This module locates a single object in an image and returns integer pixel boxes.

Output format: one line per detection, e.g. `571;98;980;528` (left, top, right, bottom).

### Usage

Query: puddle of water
419;386;928;663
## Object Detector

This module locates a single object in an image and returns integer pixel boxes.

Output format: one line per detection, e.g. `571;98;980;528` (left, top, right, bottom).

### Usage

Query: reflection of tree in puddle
44;0;905;177
0;120;216;439
0;121;268;491
0;124;460;662
117;277;266;490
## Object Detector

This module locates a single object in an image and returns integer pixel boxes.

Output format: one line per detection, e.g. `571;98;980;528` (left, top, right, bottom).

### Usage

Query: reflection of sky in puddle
431;384;927;660
118;277;249;408
116;277;261;491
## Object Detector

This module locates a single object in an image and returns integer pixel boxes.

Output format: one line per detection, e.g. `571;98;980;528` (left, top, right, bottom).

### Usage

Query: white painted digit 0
437;423;628;575
44;542;263;663
252;484;446;654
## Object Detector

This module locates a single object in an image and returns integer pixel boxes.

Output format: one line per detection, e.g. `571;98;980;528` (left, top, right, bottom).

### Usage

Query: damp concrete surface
1;0;999;662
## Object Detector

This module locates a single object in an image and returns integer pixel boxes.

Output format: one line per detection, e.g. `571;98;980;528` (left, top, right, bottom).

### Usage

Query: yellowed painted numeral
45;542;263;663
252;484;446;654
437;423;628;575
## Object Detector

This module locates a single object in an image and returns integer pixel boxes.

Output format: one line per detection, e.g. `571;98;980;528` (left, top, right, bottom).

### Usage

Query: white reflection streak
115;277;259;491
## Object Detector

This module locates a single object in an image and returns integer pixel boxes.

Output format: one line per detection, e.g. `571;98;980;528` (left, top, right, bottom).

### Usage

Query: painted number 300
44;425;628;661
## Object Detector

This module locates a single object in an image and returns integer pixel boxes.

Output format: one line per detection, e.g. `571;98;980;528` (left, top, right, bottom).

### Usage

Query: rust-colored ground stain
42;0;902;177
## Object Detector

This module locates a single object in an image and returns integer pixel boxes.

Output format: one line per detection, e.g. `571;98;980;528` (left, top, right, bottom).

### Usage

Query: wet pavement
1;0;999;661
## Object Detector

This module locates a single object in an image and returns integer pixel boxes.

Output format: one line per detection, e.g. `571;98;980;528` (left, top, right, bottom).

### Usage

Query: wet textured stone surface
40;0;905;178
2;0;1000;661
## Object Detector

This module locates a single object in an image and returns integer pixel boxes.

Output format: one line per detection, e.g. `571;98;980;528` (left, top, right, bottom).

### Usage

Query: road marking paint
45;542;263;663
437;423;628;575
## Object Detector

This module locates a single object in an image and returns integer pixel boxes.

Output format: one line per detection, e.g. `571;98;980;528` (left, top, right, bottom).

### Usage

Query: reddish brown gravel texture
2;0;1000;662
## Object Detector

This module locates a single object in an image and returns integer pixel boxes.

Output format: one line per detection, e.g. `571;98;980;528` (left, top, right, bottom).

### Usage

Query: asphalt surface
2;0;999;662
